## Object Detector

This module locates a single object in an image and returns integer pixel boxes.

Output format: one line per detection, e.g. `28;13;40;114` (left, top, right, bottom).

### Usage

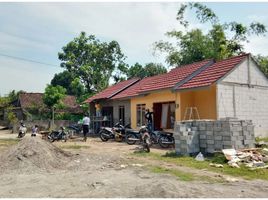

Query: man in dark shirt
145;109;153;132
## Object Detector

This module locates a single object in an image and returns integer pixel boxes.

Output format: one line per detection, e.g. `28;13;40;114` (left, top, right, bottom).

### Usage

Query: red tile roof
176;54;249;90
84;78;140;103
19;93;82;113
112;59;212;99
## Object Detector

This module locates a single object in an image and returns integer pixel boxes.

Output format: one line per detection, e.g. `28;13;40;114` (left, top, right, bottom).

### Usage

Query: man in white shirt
82;113;90;142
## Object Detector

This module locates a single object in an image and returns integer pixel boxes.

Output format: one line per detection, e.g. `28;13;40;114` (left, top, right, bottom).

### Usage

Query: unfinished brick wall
174;118;255;155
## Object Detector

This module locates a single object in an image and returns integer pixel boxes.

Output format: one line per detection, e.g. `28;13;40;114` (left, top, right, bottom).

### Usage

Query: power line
0;53;59;68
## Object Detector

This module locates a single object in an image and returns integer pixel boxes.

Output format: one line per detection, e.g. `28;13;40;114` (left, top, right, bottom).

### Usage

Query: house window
136;104;146;127
119;105;125;125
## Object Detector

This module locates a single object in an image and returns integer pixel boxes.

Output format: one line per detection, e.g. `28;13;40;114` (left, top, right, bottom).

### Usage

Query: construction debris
222;148;268;169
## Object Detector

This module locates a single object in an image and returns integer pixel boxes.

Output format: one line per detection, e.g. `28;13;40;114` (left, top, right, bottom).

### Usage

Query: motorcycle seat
159;131;173;136
125;129;139;134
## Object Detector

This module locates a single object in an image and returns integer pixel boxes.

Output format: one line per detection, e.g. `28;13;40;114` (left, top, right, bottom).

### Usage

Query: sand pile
0;136;72;174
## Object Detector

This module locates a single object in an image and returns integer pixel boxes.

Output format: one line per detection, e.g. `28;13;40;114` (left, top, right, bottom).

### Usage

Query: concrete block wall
217;57;268;137
174;118;255;155
217;84;268;137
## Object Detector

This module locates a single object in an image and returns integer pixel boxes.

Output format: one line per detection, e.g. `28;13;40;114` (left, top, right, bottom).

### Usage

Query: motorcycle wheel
150;133;158;145
99;130;109;142
158;135;170;148
144;136;150;153
125;134;137;145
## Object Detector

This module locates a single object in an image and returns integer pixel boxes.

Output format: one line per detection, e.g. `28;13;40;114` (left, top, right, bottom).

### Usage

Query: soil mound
0;136;72;174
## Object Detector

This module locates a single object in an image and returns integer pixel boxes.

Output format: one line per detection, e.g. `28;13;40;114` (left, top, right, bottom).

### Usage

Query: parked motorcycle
48;127;68;142
158;131;175;148
126;126;151;152
67;124;83;138
125;125;158;146
18;123;27;138
99;120;127;142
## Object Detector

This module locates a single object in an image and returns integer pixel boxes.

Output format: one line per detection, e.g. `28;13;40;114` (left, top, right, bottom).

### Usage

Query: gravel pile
0;137;72;174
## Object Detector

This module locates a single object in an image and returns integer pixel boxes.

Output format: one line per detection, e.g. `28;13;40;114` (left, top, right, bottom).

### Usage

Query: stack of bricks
174;118;255;155
174;122;200;155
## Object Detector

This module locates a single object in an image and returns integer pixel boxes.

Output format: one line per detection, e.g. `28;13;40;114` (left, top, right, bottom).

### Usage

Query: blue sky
0;2;268;95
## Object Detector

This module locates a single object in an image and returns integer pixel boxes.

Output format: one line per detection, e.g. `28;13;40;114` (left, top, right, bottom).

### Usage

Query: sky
0;2;268;96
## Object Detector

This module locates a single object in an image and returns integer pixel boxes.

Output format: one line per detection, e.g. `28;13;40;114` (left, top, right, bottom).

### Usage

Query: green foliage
6;107;18;124
0;96;9;108
155;3;267;66
51;70;86;98
51;70;75;94
54;113;82;121
149;166;194;181
58;32;127;94
253;55;268;77
127;62;167;79
43;85;66;108
70;77;85;97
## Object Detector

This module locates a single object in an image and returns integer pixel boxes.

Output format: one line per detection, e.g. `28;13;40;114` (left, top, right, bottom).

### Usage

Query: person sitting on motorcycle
31;125;38;137
145;108;153;132
18;122;27;138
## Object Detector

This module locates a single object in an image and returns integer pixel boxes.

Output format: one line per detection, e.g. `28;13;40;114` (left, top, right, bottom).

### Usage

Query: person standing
31;125;38;137
82;113;90;142
145;108;153;132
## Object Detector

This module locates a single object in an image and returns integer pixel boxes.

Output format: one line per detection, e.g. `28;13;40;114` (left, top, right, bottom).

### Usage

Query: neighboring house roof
84;78;140;103
112;59;213;99
19;93;44;109
175;54;249;90
18;93;82;113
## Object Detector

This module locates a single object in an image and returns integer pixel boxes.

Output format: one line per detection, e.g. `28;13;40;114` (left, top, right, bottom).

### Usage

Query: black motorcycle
125;125;158;146
157;131;175;148
48;127;68;142
126;126;151;152
99;120;128;142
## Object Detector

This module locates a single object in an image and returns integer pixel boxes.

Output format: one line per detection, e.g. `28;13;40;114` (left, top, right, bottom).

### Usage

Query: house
11;92;83;120
86;53;268;137
84;78;140;125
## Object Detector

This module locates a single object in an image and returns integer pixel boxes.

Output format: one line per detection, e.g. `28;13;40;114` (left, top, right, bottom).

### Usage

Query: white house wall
217;56;268;137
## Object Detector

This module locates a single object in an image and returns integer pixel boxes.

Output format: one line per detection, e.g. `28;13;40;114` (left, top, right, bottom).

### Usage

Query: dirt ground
0;130;268;198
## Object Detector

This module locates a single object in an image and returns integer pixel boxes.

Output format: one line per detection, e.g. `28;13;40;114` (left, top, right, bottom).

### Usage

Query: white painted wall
217;56;268;137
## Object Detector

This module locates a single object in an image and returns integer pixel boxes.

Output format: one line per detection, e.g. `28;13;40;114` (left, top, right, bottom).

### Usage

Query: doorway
153;102;175;130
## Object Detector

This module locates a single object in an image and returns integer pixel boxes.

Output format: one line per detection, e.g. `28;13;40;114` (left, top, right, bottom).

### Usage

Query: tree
154;3;267;66
51;70;86;99
127;62;167;79
43;85;66;129
254;55;268;77
58;32;127;94
51;70;75;95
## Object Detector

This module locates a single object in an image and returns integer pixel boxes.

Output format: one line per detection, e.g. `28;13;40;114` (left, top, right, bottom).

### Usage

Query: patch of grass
149;166;194;181
256;137;268;143
60;144;89;150
0;138;19;147
132;151;268;180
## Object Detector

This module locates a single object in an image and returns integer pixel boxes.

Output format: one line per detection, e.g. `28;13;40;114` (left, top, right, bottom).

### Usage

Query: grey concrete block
223;136;231;141
207;140;215;145
207;135;214;140
223;141;232;145
214;136;222;141
199;134;206;140
206;131;213;136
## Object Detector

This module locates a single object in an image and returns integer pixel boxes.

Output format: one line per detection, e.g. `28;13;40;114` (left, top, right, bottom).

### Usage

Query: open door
153;103;162;130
